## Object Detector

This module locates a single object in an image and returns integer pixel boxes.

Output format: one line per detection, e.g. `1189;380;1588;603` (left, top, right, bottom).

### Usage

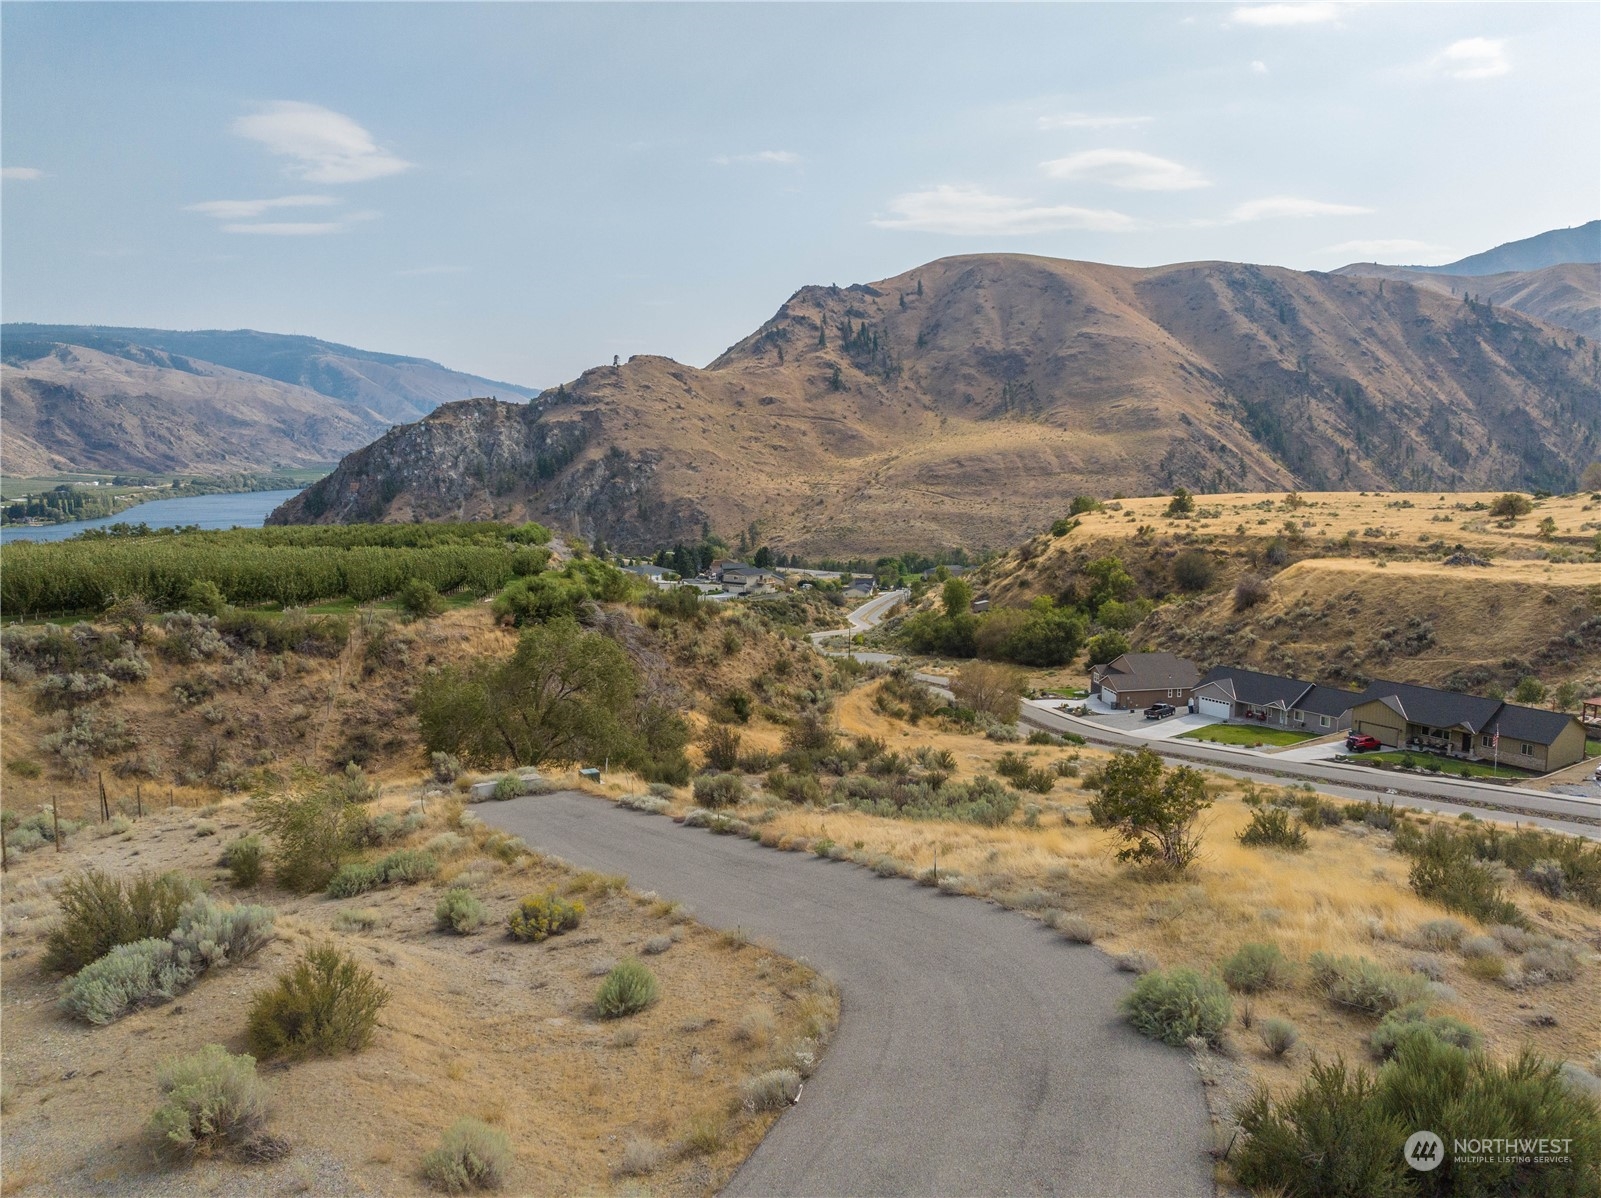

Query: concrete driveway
478;794;1214;1198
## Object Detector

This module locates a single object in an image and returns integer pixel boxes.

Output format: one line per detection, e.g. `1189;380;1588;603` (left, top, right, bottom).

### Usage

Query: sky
3;2;1597;388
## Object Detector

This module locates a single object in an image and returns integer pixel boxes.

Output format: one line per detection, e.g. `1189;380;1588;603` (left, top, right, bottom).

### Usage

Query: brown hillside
963;489;1601;694
271;254;1601;556
1335;261;1600;339
0;344;389;476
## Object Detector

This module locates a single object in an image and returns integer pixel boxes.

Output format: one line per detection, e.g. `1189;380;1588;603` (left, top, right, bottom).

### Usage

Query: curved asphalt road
480;794;1212;1198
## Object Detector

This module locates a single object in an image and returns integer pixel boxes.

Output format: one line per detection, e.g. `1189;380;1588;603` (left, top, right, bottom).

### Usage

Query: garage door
1101;688;1119;709
1198;696;1232;721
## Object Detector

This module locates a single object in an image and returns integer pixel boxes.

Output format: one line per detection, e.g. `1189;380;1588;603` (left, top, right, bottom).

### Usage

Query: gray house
1191;666;1359;733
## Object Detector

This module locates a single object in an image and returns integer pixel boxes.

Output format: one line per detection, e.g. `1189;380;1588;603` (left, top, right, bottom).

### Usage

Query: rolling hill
271;253;1601;556
1400;219;1599;276
0;324;538;477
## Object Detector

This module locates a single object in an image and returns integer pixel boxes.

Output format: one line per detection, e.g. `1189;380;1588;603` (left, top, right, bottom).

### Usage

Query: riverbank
0;469;326;527
0;488;305;545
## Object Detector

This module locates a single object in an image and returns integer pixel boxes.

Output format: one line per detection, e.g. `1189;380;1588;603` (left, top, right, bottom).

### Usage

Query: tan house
1347;680;1587;774
1090;652;1200;711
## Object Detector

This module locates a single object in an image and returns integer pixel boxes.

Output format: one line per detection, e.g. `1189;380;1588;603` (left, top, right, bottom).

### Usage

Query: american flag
1492;724;1500;749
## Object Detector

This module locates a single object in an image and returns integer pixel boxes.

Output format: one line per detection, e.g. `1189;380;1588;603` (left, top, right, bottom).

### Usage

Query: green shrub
594;959;660;1019
421;1117;512;1193
397;577;445;618
245;944;390;1061
1121;967;1232;1047
377;849;438;884
491;774;528;801
435;888;488;935
59;896;275;1024
692;772;747;810
507;892;584;942
1369;1002;1483;1060
1221;942;1292;993
221;835;265;888
1235;1057;1412;1197
248;778;367;893
59;938;198;1024
44;868;199;975
1259;1017;1299;1057
148;1044;269;1161
169;896;275;967
1375;1034;1601;1196
1308;953;1431;1016
1237;807;1308;851
1413;918;1466;950
327;862;381;899
1399;824;1523;926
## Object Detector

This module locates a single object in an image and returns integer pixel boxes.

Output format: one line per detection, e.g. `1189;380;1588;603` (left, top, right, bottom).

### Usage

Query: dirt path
479;794;1213;1198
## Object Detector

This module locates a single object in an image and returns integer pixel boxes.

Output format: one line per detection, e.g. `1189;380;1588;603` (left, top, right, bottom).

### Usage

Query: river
0;489;302;544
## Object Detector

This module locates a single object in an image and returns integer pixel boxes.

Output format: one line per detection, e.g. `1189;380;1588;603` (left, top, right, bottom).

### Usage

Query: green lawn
1178;723;1315;747
1357;751;1528;779
1588;739;1601;759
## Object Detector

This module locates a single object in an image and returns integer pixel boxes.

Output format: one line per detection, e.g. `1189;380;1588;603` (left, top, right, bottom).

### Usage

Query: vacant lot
0;789;836;1196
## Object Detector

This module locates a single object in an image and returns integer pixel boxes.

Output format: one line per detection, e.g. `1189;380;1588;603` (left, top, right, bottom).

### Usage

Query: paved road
1019;703;1601;839
480;794;1213;1198
809;589;908;648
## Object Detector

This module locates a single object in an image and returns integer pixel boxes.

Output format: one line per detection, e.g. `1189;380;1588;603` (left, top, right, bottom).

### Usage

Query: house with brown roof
1090;652;1200;711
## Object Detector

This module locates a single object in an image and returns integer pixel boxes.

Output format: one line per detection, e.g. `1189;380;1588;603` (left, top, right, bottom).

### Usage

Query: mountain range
1335;221;1600;338
0;325;535;477
271;249;1601;555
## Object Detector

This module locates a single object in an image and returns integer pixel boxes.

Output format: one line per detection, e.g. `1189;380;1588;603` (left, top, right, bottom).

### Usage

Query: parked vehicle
1144;703;1176;720
1346;733;1381;752
1594;765;1601;783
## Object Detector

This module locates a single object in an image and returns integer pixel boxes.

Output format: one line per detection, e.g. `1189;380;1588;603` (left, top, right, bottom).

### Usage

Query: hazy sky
3;2;1596;387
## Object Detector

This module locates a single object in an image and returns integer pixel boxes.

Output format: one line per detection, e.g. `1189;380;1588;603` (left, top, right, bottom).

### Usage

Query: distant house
921;565;967;580
1346;681;1586;773
622;564;674;581
1192;666;1358;734
720;565;784;594
845;577;876;597
1090;652;1200;711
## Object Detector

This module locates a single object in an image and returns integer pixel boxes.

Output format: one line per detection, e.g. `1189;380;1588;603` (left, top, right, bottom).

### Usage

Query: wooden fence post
1;819;8;873
52;795;61;852
136;784;143;819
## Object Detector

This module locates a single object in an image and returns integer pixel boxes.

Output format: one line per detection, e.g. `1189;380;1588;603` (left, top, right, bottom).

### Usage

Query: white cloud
1231;3;1343;26
1251;60;1269;74
2;167;44;181
1036;113;1154;130
232;102;413;184
713;150;801;166
1040;149;1208;190
218;210;379;236
1229;195;1373;221
1433;37;1509;80
872;184;1137;235
1319;238;1456;261
184;194;336;220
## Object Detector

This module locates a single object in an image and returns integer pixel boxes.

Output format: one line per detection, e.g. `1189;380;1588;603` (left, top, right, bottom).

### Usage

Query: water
0;488;303;544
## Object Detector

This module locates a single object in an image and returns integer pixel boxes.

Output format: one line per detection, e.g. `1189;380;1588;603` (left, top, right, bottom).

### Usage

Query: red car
1346;734;1381;753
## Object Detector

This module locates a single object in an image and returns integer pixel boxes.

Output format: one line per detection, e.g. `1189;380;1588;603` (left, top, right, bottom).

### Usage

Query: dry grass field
0;784;837;1196
619;678;1601;1114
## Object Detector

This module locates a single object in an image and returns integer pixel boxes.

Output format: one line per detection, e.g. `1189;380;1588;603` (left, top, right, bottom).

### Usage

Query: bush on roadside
698;723;742;772
248;776;368;894
594;959;660;1019
421;1117;512;1193
44;868;199;975
692;772;746;810
435;888;488;935
1122;967;1232;1048
148;1044;269;1161
741;1069;802;1111
377;848;438;884
1397;824;1523;926
507;892;583;942
1221;942;1292;993
246;944;390;1061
